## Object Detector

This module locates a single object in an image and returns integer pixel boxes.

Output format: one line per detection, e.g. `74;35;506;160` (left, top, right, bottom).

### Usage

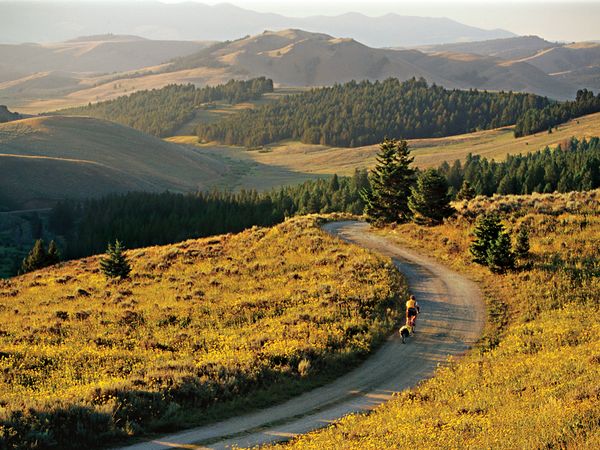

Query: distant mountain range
162;30;576;99
0;1;514;47
0;35;209;81
421;36;600;91
3;30;599;113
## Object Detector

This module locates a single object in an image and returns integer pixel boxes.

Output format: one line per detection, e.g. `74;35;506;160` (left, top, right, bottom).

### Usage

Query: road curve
115;221;484;450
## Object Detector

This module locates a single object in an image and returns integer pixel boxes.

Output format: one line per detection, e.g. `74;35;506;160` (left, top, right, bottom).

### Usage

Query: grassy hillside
186;111;600;177
166;29;573;99
5;29;579;114
0;115;240;208
269;191;600;449
0;215;404;449
0;36;210;111
420;35;557;60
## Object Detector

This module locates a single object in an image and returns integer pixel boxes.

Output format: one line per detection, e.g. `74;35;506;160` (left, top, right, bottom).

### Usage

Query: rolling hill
164;29;575;99
420;35;559;60
2;30;582;114
0;35;211;109
0;215;403;448
517;42;600;90
0;35;209;76
0;116;233;208
423;36;600;92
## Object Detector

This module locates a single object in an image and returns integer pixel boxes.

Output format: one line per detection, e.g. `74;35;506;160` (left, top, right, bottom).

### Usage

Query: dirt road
116;221;484;450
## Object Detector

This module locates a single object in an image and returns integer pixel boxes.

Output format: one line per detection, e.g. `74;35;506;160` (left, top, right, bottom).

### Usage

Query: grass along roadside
0;215;406;449
268;190;600;449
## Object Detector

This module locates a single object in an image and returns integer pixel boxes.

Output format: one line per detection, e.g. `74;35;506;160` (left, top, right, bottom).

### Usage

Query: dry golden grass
0;215;405;448
269;191;600;450
207;112;600;176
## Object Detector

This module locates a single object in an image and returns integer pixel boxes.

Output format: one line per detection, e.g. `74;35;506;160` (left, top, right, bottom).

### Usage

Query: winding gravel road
116;221;484;450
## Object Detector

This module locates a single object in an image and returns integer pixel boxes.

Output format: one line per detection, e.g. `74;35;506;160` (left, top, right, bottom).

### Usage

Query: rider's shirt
406;299;417;309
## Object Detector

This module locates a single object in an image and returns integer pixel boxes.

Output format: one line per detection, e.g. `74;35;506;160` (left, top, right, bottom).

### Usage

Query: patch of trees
197;77;549;147
361;138;454;226
49;171;369;259
20;239;60;274
56;78;273;137
0;105;22;123
438;137;600;197
514;89;600;137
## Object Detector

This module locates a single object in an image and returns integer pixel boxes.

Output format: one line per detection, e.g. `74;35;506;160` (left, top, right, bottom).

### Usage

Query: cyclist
405;295;420;332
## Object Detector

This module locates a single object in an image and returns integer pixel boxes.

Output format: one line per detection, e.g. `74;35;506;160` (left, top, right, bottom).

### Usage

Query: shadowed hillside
0;116;232;208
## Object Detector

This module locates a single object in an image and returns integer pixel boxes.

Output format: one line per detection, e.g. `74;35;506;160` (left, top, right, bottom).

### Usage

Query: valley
1;2;599;449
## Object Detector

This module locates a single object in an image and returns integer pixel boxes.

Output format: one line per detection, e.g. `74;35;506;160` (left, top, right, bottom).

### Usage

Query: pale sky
4;0;600;42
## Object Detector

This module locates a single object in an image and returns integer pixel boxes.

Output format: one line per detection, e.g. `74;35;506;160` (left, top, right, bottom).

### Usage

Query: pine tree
408;169;455;225
514;225;530;259
329;173;340;191
470;213;504;266
361;138;415;225
47;240;61;265
487;231;515;273
456;180;476;201
20;239;48;274
100;240;131;280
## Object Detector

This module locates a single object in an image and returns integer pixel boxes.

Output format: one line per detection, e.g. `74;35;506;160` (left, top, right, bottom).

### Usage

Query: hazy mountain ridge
419;36;559;60
0;36;209;76
0;1;514;47
422;36;600;91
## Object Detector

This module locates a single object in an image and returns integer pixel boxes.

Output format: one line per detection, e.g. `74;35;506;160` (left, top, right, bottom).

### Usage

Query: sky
3;0;600;42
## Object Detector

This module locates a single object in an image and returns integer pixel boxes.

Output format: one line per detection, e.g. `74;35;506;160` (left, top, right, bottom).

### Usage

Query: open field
173;111;600;178
0;215;405;449
268;190;600;449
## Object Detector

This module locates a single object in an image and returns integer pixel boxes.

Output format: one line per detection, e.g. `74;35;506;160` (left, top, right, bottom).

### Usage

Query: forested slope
197;78;550;147
56;78;273;137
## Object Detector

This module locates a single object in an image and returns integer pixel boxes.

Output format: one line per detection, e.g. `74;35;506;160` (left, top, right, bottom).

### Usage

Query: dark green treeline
50;171;369;259
197;77;550;147
55;77;273;137
439;137;600;196
514;89;600;137
49;136;599;262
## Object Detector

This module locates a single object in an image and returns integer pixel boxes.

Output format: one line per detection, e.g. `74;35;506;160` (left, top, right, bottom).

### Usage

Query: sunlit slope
0;216;404;448
269;191;600;450
200;111;600;176
0;116;231;208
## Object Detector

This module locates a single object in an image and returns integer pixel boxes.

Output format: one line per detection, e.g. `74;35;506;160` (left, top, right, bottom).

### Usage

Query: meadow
270;190;600;449
179;111;600;179
0;215;405;449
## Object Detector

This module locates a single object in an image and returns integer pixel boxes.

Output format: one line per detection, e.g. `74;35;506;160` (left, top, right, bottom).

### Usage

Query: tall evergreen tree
514;226;531;259
456;180;476;201
361;138;415;225
47;240;61;265
100;240;131;280
470;213;504;266
487;231;516;273
20;239;48;274
408;169;455;225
